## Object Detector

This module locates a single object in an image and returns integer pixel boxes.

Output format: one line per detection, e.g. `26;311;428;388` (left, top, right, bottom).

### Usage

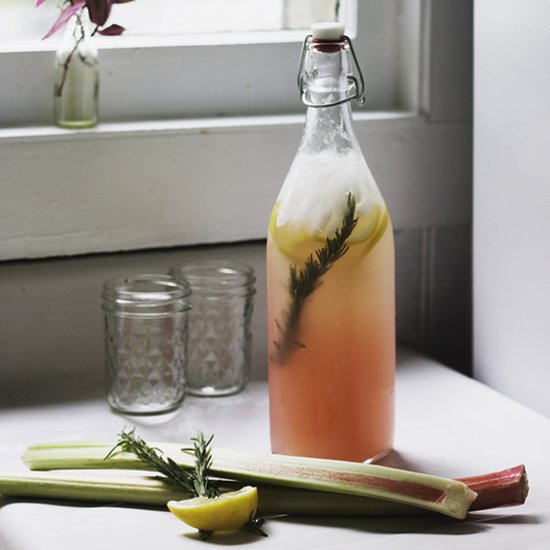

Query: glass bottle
54;11;99;129
267;23;395;462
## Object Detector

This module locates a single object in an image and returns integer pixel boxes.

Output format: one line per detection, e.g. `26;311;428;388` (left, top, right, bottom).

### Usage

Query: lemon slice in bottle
268;202;319;260
270;199;389;260
167;486;258;532
349;201;389;253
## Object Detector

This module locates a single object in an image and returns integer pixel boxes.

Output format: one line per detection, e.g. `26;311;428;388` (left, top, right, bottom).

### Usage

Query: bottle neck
301;101;357;155
59;12;98;59
299;39;361;155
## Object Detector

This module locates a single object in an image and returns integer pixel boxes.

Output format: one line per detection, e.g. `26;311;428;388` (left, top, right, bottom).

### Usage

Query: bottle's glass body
54;12;99;129
267;33;395;462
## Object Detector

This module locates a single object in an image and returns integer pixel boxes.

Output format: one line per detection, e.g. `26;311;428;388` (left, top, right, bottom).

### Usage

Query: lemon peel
167;486;258;533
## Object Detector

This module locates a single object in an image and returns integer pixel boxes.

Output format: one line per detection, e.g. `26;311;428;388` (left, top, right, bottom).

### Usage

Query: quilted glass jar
102;274;191;415
169;261;256;397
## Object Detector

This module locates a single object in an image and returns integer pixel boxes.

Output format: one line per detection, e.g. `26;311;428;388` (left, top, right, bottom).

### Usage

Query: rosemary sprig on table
106;428;217;497
106;429;266;539
273;193;358;363
106;429;218;539
182;432;219;499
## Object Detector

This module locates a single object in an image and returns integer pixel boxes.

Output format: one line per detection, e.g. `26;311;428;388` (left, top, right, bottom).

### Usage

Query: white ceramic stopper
311;22;345;40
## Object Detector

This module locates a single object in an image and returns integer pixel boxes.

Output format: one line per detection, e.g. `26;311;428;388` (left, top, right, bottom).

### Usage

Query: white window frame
0;0;415;124
0;0;472;262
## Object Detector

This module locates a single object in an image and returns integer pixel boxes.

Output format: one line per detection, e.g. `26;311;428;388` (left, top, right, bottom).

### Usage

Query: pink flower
38;0;133;40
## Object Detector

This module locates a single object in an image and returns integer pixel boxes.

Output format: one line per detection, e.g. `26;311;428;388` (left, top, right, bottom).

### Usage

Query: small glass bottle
54;11;99;129
267;23;395;462
102;274;192;416
170;261;256;397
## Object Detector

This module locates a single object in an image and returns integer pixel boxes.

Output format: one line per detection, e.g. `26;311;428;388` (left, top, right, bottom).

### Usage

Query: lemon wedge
270;200;389;260
167;486;258;532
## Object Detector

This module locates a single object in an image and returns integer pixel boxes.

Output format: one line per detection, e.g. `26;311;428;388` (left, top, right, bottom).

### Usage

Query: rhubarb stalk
459;464;528;511
0;465;527;516
20;441;479;519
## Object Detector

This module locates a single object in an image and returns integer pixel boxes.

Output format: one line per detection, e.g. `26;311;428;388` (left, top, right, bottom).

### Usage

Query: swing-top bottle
267;22;395;462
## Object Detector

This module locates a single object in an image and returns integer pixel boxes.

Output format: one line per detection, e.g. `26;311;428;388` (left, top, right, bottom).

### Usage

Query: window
0;1;430;261
0;0;419;125
1;0;342;41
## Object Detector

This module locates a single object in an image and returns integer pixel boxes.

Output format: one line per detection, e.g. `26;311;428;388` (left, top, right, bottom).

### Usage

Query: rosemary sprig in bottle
273;193;358;363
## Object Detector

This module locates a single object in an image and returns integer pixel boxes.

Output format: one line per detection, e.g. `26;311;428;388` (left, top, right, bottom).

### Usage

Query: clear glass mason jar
102;274;192;415
169;261;256;397
54;11;99;129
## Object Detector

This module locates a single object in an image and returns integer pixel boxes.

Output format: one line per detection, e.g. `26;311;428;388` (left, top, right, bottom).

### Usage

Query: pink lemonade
268;24;396;462
267;212;395;462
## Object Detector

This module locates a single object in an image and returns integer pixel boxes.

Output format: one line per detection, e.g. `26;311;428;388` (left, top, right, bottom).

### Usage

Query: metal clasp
297;34;366;108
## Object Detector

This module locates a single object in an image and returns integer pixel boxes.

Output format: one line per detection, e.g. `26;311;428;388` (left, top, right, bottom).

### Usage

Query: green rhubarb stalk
0;471;187;507
21;441;476;519
0;471;423;515
0;465;528;516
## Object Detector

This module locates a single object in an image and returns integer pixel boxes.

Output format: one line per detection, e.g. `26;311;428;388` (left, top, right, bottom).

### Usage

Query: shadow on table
182;530;265;546
0;370;104;410
0;496;541;543
273;510;543;537
375;449;427;471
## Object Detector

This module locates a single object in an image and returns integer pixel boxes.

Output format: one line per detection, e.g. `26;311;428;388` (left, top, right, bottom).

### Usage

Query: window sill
0;110;418;142
0;110;470;261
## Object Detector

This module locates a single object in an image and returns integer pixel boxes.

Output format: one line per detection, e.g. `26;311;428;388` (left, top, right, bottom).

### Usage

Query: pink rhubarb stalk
459;464;528;511
0;465;529;516
19;441;530;518
22;442;477;519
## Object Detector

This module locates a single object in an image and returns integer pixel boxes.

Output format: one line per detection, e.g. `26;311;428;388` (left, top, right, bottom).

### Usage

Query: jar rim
102;273;192;305
169;261;255;290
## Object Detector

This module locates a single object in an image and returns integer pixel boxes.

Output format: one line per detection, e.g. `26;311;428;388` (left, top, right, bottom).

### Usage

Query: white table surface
1;349;549;549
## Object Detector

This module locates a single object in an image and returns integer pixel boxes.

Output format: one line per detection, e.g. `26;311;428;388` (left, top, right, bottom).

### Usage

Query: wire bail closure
297;34;366;108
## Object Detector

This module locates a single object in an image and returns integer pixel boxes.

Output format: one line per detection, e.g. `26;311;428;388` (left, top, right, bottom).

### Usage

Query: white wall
474;0;550;417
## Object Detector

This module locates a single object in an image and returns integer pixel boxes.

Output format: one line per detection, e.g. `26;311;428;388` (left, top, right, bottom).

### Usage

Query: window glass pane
1;0;342;45
0;1;415;124
0;0;58;43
